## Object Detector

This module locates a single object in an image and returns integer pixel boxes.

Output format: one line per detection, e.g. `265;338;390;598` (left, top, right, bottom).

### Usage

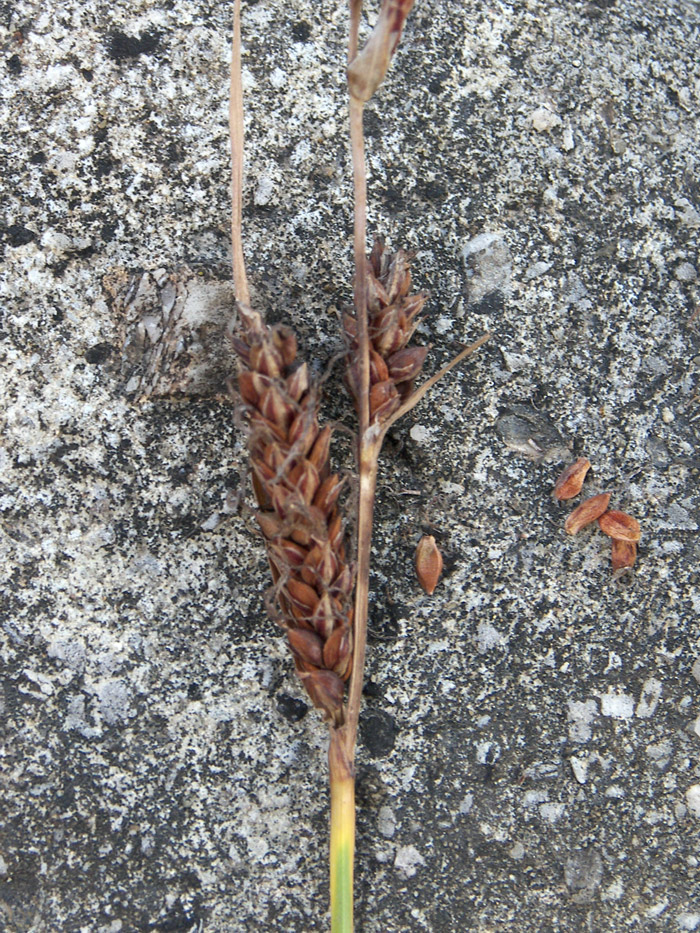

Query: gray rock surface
2;0;699;930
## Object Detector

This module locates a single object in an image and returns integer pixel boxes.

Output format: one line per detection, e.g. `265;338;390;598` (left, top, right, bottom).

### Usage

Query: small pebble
530;106;562;133
676;262;697;282
685;785;700;818
570;756;588;784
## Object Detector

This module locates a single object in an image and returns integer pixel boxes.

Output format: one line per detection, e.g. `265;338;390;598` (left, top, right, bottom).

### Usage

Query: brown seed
270;325;297;368
287;628;324;668
307;425;332;474
415;535;443;595
369;348;390;383
313;475;343;517
299;668;345;719
286;362;309;402
386;345;429;383
611;538;637;571
598;510;641;543
285;578;319;612
564;493;611;535
322;625;352;675
553;457;591;500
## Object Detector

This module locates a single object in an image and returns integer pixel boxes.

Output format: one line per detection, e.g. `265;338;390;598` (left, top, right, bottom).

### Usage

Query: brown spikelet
231;303;354;725
345;241;429;422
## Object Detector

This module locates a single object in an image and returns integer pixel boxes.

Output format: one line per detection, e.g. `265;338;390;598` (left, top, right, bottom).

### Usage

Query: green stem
329;730;355;933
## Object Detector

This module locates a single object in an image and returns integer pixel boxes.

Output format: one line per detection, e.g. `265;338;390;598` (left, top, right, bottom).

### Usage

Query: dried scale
344;241;429;423
231;303;355;725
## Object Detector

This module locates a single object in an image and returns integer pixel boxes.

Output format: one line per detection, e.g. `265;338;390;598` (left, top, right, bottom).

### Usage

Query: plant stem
329;730;355;933
344;438;380;757
344;92;374;762
230;0;249;305
384;333;492;431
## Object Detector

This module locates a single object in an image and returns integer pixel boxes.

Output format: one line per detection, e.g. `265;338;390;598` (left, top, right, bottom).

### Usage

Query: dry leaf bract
347;0;416;102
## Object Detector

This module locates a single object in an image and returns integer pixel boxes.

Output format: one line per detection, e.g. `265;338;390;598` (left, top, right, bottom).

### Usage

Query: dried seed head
345;241;430;427
415;535;443;595
598;510;641;543
611;538;637;571
554;457;591;500
564;493;611;535
233;307;355;724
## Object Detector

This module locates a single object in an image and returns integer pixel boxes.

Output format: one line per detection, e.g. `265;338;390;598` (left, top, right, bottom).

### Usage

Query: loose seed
564;492;611;535
553;457;591;500
598;510;641;543
611;538;637;571
415;535;443;594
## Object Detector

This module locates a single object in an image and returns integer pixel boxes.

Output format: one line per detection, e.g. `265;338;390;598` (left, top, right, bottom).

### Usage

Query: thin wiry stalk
230;0;249;305
342;93;373;760
342;0;490;777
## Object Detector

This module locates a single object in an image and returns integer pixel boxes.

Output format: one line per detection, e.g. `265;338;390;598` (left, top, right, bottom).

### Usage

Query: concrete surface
1;0;699;930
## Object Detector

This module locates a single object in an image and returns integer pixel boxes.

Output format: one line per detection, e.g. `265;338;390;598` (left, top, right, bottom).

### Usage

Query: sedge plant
228;2;489;929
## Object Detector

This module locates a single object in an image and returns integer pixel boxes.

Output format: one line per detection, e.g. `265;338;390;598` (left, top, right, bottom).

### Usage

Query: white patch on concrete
530;105;562;132
461;230;512;304
509;842;525;860
539;802;566;823
409;424;431;444
378;806;396;838
459;793;474;815
567;699;599;742
685;785;700;818
394;845;425;878
475;741;499;764
570;756;588;784
475;621;507;653
636;678;663;718
599;689;635;720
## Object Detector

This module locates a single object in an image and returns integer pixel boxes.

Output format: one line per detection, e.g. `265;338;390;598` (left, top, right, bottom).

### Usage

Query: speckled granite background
2;0;699;930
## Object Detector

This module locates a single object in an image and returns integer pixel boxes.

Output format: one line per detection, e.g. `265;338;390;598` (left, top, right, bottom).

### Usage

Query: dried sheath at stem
231;304;355;725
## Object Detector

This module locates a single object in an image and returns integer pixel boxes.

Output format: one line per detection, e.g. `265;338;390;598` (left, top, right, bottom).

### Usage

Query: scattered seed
611;538;637;571
415;535;443;595
598;510;641;543
554;457;591;500
564;493;611;535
